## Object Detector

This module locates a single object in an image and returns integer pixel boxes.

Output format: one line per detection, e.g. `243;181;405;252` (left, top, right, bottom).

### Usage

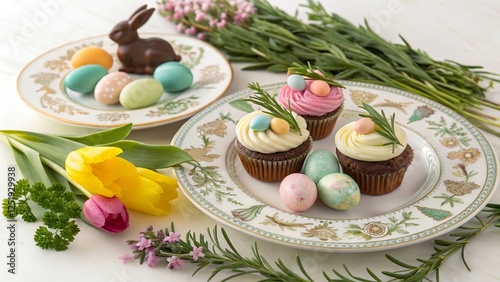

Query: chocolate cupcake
235;110;312;182
334;104;414;195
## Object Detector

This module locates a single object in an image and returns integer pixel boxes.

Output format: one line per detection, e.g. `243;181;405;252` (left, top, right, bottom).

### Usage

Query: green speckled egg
303;150;340;184
119;78;163;109
153;62;193;93
317;173;360;210
64;64;108;94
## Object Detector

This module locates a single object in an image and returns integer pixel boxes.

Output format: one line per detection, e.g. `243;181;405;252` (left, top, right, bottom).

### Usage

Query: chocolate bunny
109;5;181;74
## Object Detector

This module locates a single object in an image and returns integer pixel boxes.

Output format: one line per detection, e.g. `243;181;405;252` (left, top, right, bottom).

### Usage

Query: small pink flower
135;237;152;250
167;256;184;270
147;251;159;267
118;252;134;264
189;246;205;261
201;2;210;11
175;22;186;32
197;32;207;40
195;12;206;21
185;26;197;36
163;231;181;244
216;19;227;28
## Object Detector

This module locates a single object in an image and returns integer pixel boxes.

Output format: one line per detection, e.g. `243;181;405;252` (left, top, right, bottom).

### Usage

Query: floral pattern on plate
17;33;232;129
172;81;498;252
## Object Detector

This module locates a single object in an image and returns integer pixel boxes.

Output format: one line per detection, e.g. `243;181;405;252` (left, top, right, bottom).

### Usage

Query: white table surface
1;0;500;281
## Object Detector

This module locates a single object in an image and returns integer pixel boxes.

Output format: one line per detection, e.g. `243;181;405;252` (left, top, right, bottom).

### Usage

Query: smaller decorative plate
172;81;498;252
16;33;233;129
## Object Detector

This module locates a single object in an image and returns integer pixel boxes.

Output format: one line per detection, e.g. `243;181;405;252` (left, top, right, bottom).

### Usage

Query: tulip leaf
62;124;133;145
3;131;85;167
106;140;195;169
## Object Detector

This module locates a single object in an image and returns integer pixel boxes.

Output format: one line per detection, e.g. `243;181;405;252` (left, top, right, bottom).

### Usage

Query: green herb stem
183;0;500;135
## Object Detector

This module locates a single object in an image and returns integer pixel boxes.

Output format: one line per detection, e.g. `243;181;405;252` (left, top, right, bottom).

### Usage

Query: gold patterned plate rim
16;33;233;129
172;81;498;252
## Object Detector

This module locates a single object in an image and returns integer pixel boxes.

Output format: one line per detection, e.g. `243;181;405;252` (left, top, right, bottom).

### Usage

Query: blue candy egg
64;64;108;94
287;74;306;91
250;114;271;131
153;62;193;93
303;150;340;184
317;173;360;210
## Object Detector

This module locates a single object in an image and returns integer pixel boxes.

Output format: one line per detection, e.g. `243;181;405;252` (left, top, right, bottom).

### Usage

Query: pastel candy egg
354;118;376;134
270;118;289;134
64;64;108;94
279;173;317;212
309;80;330;97
250;114;271;131
94;72;132;105
303;150;340;184
153;62;193;93
119;78;163;109
287;74;306;91
317;173;360;210
71;46;113;69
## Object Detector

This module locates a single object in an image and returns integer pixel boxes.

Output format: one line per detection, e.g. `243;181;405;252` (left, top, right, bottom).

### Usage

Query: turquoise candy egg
119;78;163;109
64;64;108;94
317;173;360;210
287;74;306;91
303;150;340;184
250;114;271;131
153;62;193;93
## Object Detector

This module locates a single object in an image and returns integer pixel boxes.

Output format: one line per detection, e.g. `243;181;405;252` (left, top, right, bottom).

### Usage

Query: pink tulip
83;195;129;233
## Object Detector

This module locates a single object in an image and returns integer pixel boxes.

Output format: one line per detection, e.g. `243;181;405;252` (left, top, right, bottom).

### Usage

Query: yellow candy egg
354;118;376;134
270;118;290;134
71;47;113;70
309;80;330;97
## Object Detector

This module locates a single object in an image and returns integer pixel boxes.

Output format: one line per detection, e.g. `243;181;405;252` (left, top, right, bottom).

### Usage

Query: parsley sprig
2;179;81;251
287;62;344;88
245;82;301;134
359;103;402;153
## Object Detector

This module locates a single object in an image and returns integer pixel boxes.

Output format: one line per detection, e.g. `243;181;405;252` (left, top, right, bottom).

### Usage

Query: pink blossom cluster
120;230;205;270
158;0;255;40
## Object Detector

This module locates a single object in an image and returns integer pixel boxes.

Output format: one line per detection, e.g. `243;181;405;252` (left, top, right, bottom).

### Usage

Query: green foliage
2;180;81;251
358;103;402;153
129;204;500;281
245;82;301;133
203;0;500;135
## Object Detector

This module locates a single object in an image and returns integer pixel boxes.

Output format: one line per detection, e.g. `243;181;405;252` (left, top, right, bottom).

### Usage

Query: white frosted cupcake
334;104;414;195
235;110;312;182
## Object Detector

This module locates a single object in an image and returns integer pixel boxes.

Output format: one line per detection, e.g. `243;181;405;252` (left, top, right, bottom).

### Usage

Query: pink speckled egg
309;80;330;97
279;173;317;212
94;72;132;105
354;118;376;134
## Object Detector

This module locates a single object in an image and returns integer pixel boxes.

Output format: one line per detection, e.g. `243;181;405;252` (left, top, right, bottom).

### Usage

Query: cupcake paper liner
303;103;343;140
235;139;313;182
339;164;410;195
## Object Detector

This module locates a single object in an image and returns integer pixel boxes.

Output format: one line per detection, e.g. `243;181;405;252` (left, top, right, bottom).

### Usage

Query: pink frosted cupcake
279;71;344;140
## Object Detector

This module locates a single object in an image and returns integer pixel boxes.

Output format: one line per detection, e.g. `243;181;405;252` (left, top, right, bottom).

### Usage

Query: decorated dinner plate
172;81;498;252
16;33;233;129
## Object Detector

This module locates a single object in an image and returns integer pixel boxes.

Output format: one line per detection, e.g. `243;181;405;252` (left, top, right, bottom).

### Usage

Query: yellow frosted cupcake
334;103;414;195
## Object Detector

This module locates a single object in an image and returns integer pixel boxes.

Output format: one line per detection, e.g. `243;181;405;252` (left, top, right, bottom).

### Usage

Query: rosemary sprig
127;203;500;281
161;0;500;136
245;82;301;133
287;62;344;88
358;103;402;153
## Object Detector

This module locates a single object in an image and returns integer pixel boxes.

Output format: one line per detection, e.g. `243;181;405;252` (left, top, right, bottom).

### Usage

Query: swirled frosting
236;111;310;154
278;80;344;116
334;121;408;161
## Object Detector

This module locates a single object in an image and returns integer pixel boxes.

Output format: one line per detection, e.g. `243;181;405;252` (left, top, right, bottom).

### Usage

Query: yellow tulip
65;146;178;215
